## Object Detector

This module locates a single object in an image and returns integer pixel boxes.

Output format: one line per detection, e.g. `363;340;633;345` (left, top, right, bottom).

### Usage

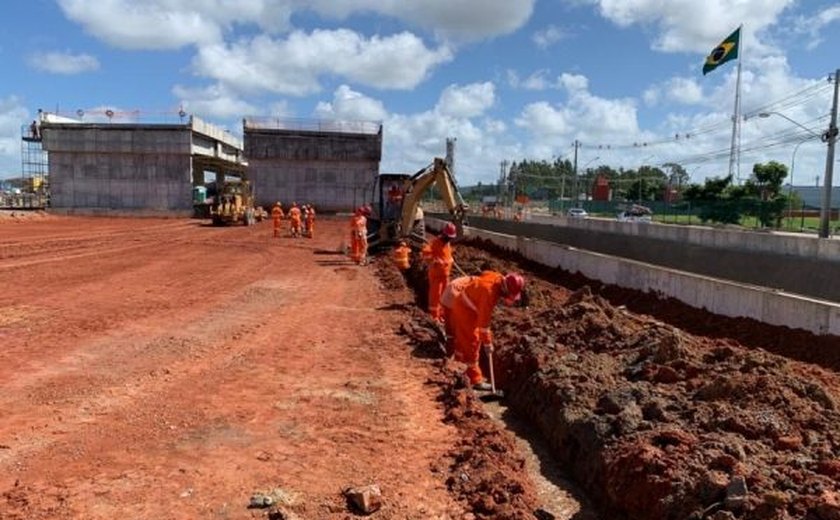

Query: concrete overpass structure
40;113;245;215
243;117;382;211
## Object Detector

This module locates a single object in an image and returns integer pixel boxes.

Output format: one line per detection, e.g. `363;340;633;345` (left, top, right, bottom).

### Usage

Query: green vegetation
460;158;818;232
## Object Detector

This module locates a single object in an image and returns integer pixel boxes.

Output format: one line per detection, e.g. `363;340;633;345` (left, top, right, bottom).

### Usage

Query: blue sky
2;0;840;187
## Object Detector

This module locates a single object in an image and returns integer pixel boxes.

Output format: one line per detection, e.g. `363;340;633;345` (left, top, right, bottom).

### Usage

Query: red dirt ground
6;214;840;520
0;216;545;519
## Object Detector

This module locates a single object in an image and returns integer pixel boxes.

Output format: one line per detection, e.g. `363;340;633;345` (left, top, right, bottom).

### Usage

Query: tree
743;161;789;227
683;175;741;224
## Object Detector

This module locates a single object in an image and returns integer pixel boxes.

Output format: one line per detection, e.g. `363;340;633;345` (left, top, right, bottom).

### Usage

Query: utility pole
572;139;579;208
445;137;457;176
819;69;839;239
499;160;508;201
559;158;567;212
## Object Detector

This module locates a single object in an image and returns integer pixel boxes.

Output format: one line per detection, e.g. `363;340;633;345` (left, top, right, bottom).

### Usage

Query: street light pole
758;111;822;138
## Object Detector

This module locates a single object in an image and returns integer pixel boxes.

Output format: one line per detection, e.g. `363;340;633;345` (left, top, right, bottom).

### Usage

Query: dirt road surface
0;216;507;519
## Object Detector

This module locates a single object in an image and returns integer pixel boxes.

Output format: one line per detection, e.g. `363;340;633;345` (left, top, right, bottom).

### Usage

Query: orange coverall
450;271;504;385
350;214;368;264
271;204;284;237
392;243;411;271
440;275;472;356
306;207;316;238
421;237;453;321
288;206;302;237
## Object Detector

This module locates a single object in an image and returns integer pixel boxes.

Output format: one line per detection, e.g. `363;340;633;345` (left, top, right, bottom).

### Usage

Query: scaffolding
12;123;50;209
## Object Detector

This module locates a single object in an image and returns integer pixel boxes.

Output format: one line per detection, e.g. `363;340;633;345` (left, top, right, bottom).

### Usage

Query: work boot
472;381;492;392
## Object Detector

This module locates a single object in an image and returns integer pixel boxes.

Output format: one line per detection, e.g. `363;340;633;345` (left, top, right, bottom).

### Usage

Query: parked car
567;208;588;219
617;204;653;223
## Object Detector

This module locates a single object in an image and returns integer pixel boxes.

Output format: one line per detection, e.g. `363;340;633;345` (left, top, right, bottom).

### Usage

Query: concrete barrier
450;215;840;303
429;218;840;336
528;213;840;261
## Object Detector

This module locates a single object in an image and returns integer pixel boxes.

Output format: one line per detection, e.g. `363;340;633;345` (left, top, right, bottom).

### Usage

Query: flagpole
728;24;743;183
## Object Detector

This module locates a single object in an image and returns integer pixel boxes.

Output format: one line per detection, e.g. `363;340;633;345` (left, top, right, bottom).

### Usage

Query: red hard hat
503;273;525;301
442;222;457;239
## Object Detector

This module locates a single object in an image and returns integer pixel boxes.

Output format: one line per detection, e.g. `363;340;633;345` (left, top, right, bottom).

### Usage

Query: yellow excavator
366;157;469;250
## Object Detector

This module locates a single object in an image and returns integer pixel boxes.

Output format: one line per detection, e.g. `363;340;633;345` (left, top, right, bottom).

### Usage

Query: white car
567;208;589;219
617;211;652;223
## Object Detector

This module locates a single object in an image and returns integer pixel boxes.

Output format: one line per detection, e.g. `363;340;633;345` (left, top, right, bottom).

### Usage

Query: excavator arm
398;157;468;240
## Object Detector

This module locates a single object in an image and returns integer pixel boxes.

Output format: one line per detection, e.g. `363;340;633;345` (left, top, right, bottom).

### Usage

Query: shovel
479;345;504;403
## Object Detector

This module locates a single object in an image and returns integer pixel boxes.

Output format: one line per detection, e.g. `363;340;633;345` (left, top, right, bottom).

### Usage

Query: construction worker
440;274;473;356
306;205;316;238
450;271;525;390
350;206;369;265
392;240;411;271
421;222;456;322
288;202;302;237
271;202;284;238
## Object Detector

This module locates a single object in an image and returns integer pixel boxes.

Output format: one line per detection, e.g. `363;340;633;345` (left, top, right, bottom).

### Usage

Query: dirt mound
376;256;541;519
448;240;840;519
0;210;51;222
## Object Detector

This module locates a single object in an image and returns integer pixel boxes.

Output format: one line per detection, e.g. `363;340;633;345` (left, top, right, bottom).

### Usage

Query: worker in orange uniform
271;202;284;238
288;202;302;238
421;222;456;322
306;205;316;238
439;274;473;356
392;240;411;271
450;271;525;390
349;206;369;265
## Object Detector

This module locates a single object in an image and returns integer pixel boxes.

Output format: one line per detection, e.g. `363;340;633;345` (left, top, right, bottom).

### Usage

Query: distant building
592;175;611;201
786;185;840;209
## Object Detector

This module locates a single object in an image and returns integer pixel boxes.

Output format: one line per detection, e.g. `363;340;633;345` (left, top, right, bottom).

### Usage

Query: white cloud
0;97;30;175
436;82;495;118
532;25;569;49
193;30;453;96
304;0;536;41
559;73;588;92
27;51;100;75
794;5;840;50
522;70;551;91
314;85;388;122
644;77;703;106
514;74;649;166
172;83;258;119
590;0;794;53
57;0;225;49
515;102;570;136
57;0;534;50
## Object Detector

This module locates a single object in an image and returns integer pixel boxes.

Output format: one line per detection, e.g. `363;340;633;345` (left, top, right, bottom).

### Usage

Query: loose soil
5;215;840;520
0;217;544;520
446;239;840;520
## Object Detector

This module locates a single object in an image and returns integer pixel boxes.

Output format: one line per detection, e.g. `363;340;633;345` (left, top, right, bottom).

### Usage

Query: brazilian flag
703;27;740;75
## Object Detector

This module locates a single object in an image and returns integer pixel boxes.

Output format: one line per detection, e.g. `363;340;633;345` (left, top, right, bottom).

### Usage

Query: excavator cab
367;157;468;251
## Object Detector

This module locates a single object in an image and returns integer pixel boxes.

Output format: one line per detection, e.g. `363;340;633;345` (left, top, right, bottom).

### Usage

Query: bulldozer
366;157;468;250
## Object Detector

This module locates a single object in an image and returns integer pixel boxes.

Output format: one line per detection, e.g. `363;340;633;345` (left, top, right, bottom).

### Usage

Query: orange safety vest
392;244;411;270
421;237;453;278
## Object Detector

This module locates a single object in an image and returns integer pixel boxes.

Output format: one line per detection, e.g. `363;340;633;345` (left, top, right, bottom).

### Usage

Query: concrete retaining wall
528;214;840;261
460;215;840;303
428;218;840;336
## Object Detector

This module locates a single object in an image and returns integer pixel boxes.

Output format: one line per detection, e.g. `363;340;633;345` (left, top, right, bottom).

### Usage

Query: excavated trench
380;237;840;520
